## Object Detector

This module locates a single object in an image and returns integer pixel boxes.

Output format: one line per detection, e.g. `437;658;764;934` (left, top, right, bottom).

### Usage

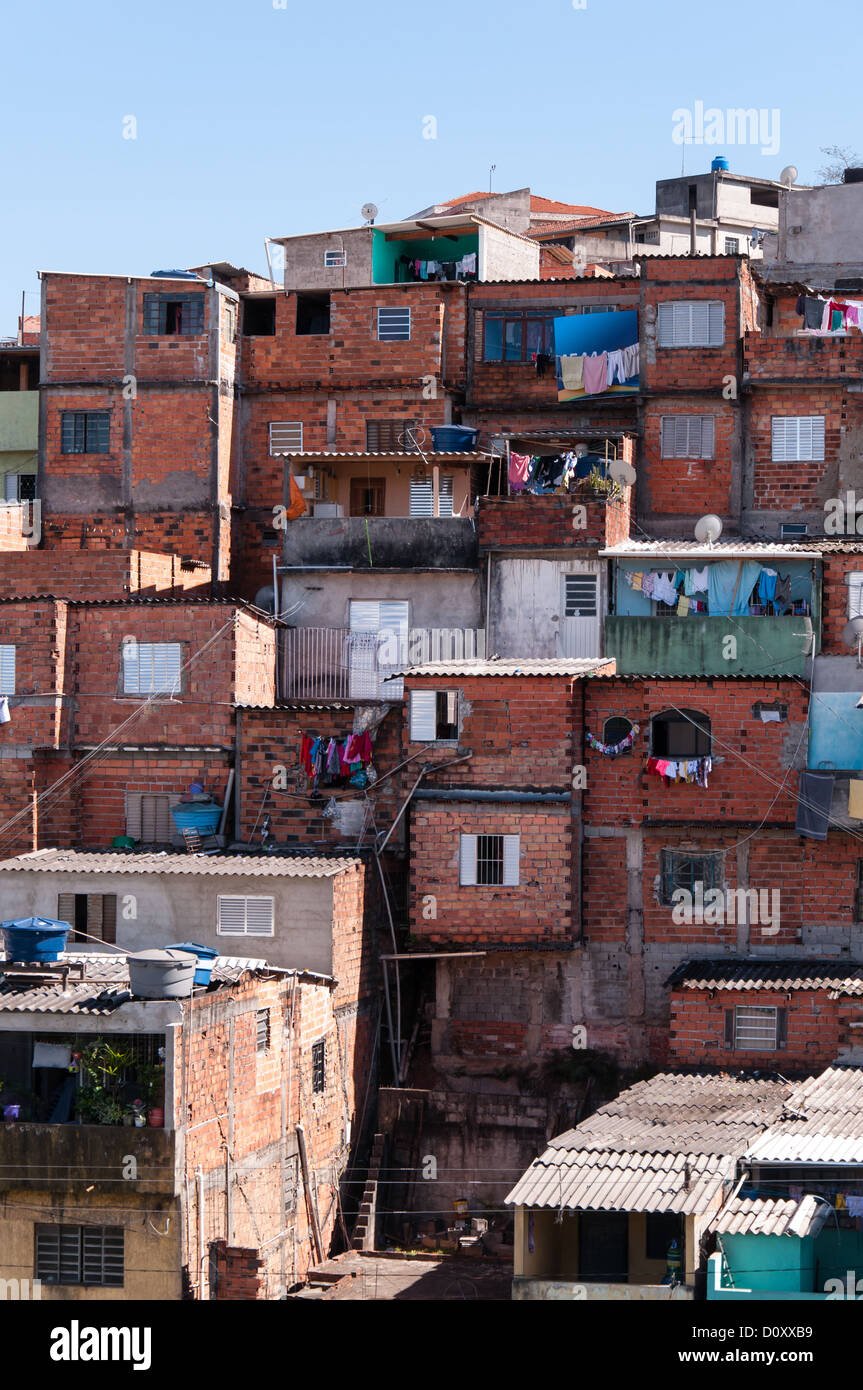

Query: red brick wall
641;257;742;393
748;387;844;515
822;553;862;654
477;491;631;549
641;397;737;517
668;986;860;1071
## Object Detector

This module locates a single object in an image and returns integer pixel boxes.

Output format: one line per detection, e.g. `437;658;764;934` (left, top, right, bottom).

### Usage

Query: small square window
296;292;330;335
122;642;182;696
660;851;722;905
142;293;205;336
732;1005;780;1050
324;250;347;268
256;1009;270;1053
459;832;520;887
269;422;304;454
61;411;110;455
377;307;411;342
724;237;740;255
311;1039;325;1093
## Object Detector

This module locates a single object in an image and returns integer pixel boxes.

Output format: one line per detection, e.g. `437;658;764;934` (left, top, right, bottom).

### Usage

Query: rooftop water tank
1;916;69;964
127;948;196;1000
711;155;730;172
166;941;218;987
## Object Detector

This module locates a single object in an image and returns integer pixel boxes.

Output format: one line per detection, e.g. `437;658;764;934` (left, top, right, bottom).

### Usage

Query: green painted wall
0;392;38;452
604;615;813;677
372;230;478;283
722;1232;814;1292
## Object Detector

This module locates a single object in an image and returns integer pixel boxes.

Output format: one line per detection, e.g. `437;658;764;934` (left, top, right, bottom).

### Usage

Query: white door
559;573;600;658
348;601;409;698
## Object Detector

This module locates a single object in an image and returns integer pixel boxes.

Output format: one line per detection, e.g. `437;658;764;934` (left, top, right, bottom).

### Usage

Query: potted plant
136;1062;166;1127
76;1038;137;1126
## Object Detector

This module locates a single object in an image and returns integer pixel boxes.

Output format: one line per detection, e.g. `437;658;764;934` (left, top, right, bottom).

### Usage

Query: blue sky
1;0;855;331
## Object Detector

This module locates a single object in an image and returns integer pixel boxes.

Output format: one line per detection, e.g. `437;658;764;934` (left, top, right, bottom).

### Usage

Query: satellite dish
254;586;276;615
843;617;863;647
361;202;379;224
608;459;636;486
780;165;798;187
694;514;723;545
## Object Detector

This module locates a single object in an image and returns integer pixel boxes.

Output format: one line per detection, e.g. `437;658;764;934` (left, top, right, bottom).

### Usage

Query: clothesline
796;293;863;334
559;342;639;395
624;563;807;618
647;756;712;788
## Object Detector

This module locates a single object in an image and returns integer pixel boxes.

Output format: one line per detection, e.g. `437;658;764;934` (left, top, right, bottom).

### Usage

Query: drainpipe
689;210;698;256
196;1164;206;1299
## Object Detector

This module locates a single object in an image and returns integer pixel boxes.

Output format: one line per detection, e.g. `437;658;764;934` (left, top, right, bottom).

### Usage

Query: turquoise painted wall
372;230;478;283
809;691;863;771
605;615;813;677
721;1233;814;1293
614;559;813;617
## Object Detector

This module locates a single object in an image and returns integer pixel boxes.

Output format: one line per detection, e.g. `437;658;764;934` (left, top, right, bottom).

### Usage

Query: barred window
660;851;722;905
142;293;205;335
35;1225;124;1287
256;1009;271;1053
727;1005;785;1051
312;1039;326;1093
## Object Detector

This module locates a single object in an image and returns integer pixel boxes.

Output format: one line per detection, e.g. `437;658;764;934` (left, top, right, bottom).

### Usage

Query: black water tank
843;167;863;184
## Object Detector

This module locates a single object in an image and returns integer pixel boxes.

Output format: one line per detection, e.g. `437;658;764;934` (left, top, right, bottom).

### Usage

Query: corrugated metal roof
0;952;273;1015
0;849;358;878
669;959;863;997
600;540;822;559
507;1072;791;1213
397;657;615;679
747;1067;863;1164
711;1194;829;1238
270;451;482;463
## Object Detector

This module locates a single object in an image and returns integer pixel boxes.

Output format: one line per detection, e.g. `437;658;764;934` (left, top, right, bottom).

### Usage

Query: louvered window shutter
410;477;434;516
101;895;117;945
724;1009;735;1048
218;896;247;935
125;793;142;840
410;691;438;741
86;894;103;943
459;834;477;886
776;1007;787;1049
708;302;725;345
502;835;520;886
0;645;15;695
848;575;863;619
57;892;75;930
438;475;454;517
245;897;275;936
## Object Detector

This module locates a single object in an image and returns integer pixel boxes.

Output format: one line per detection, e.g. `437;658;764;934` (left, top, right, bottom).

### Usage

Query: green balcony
605;615;814;677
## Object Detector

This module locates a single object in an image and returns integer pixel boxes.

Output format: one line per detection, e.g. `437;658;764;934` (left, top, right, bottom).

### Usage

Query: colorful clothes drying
582;352;608;395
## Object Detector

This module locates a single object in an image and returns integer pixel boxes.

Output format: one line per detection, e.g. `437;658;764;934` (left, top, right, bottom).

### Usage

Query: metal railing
281;627;486;700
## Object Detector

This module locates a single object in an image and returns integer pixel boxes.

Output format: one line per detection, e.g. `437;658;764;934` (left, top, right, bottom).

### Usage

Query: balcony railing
281;626;486;700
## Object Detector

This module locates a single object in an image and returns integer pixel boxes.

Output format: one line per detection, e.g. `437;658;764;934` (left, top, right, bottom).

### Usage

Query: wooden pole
296;1124;324;1264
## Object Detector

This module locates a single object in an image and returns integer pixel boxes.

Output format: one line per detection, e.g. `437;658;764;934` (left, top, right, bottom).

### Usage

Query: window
410;690;458;742
657;301;725;347
296;292;330;335
849;574;863;620
724;237;740;255
659;851;722;905
122;642;182;696
855;860;863;923
651;709;711;758
4;472;36;501
377;307;411;342
243;297;276;336
483;311;556;362
311;1039;326;1093
60;411;110;455
256;1009;271;1053
602;716;634;748
125;792;173;844
365;419;419;452
771;416;825;463
142;293;205;336
459;833;520;887
727;1005;785;1051
645;1212;682;1262
409;473;454;517
324;250;347;268
269;421;304;455
563;574;598;618
217;895;275;937
57;893;117;945
0;645;14;695
780;522;808;538
660;415;715;460
350;477;386;517
224;302;237;344
35;1225;124;1288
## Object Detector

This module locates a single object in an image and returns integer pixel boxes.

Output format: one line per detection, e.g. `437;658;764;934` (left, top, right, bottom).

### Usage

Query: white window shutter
459;834;477;886
410;691;438;741
849;574;863;619
269;422;304;454
349;600;381;632
701;416;715;459
708;302;725;344
409;477;434;516
218;896;247;935
657;303;673;347
0;645;15;695
245;897;275;936
502;835;520;886
438;476;454;516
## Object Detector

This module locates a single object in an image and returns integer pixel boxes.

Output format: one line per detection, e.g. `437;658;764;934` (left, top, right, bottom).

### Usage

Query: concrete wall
278;228;374;291
0;868;339;976
0;391;38;452
479;223;539;282
280;568;482;631
766;182;863;270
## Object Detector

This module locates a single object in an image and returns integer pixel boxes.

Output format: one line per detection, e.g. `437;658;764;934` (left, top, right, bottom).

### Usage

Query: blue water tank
711;155;730;172
2;916;69;964
167;941;218;986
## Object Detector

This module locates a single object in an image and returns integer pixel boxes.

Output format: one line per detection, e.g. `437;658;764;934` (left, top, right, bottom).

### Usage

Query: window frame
724;237;740;255
269;421;304;455
408;472;454;517
217;895;275;938
650;708;712;759
57;892;117;945
659;850;723;906
602;716;634;749
771;416;825;463
121;641;183;698
35;1224;124;1288
660;415;716;460
256;1008;271;1053
324;250;347;268
729;1004;784;1052
0;644;15;695
409;689;459;743
482;310;557;363
459;832;520;887
60;410;111;456
657;300;725;348
141;292;205;336
377;307;411;342
311;1038;326;1093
